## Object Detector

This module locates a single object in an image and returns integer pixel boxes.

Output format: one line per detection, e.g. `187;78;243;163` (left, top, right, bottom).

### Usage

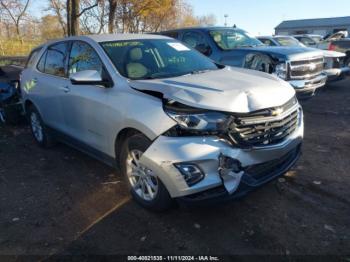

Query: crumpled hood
129;67;295;113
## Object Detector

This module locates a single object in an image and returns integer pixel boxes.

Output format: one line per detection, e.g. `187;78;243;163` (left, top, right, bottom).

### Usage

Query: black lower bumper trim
177;143;302;206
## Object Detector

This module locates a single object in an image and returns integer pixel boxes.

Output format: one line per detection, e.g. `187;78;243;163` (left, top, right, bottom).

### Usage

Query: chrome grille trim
289;56;324;80
228;98;300;147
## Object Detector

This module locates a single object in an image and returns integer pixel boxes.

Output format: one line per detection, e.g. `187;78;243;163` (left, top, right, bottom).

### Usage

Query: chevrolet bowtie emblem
309;63;316;71
271;108;283;116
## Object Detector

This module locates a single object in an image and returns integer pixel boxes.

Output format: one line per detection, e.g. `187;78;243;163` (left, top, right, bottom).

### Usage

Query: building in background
275;16;350;37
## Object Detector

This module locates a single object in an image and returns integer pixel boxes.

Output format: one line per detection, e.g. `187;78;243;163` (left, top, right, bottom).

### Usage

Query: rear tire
27;105;55;148
120;132;173;211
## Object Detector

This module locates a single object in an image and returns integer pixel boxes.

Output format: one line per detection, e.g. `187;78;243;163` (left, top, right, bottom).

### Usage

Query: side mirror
70;70;112;87
195;44;212;56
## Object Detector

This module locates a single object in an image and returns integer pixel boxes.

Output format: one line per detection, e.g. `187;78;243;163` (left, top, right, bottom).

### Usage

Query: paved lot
0;77;349;259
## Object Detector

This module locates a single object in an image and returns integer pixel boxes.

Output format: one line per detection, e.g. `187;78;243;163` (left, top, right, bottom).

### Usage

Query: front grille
289;57;324;80
228;97;300;147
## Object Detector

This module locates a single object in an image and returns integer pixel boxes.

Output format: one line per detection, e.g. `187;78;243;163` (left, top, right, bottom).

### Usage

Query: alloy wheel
126;149;158;201
30;112;43;142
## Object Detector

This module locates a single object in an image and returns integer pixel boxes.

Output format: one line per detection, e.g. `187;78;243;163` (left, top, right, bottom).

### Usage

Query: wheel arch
24;99;35;114
114;127;152;165
243;52;278;74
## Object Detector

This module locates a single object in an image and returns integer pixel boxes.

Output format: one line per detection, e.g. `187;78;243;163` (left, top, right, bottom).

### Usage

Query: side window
182;31;211;55
260;39;275;46
44;42;69;77
300;37;316;46
182;31;207;49
163;31;179;39
26;48;42;68
37;51;47;72
68;41;103;76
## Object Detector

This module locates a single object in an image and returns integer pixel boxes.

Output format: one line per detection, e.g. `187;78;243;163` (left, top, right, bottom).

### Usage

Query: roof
275;16;350;29
293;34;323;37
257;36;274;40
84;33;170;42
44;33;171;44
160;26;244;32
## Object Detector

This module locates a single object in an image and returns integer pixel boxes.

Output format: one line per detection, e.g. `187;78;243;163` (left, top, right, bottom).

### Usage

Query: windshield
100;39;219;80
275;37;303;47
209;29;264;50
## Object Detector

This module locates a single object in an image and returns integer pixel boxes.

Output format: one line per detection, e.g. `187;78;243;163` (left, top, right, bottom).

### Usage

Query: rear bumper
288;73;327;97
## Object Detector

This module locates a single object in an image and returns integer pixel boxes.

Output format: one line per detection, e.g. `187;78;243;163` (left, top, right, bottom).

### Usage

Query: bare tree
197;14;216;26
66;0;99;35
80;0;107;34
0;0;31;40
48;0;67;36
108;0;117;33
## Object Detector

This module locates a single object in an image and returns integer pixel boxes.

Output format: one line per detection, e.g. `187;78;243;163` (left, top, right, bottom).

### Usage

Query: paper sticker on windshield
167;42;190;51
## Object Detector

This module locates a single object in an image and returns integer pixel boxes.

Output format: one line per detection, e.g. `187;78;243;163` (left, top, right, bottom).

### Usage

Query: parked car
257;35;349;82
20;34;303;210
294;32;350;67
292;34;324;47
0;65;22;124
0;81;21;124
258;35;302;47
159;27;327;98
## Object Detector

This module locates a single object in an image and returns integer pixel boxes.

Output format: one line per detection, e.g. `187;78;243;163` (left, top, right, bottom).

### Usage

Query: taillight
328;43;336;51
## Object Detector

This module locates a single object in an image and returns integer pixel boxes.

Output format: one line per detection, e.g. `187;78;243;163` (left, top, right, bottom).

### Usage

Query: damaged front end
0;80;22;124
137;96;303;203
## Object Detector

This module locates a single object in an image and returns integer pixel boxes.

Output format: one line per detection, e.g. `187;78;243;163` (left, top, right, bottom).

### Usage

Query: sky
28;0;350;35
188;0;350;35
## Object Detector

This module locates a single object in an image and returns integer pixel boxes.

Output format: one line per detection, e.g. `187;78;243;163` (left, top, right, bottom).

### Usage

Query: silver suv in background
20;34;303;210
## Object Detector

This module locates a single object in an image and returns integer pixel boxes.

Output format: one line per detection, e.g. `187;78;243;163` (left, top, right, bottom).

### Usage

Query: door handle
59;86;70;93
32;78;38;84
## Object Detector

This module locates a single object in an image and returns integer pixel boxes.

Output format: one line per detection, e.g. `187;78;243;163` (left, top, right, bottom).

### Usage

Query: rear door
62;40;110;152
24;42;70;132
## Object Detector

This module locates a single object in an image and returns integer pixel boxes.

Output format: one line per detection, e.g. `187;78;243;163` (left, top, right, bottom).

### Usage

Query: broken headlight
164;101;231;135
274;62;287;79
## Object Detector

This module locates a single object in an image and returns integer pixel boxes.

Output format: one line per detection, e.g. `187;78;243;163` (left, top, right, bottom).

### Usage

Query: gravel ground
0;77;349;260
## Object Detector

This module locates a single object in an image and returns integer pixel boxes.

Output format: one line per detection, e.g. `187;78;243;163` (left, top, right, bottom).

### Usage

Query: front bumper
139;110;304;200
287;73;327;97
179;144;301;205
324;67;350;82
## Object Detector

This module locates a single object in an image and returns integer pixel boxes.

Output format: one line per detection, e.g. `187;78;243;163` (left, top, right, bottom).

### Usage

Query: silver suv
21;34;303;210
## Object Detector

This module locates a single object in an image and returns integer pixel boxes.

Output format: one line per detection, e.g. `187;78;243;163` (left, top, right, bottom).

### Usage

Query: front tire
120;132;173;211
345;56;350;68
27;105;55;147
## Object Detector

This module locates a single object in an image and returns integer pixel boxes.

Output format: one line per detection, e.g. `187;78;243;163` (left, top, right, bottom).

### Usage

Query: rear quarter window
37;51;47;72
26;48;42;68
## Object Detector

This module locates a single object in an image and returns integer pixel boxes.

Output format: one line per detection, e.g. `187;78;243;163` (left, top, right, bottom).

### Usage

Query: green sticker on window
103;41;144;48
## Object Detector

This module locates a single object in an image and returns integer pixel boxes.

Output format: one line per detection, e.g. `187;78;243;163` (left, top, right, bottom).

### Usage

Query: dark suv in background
159;27;327;97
